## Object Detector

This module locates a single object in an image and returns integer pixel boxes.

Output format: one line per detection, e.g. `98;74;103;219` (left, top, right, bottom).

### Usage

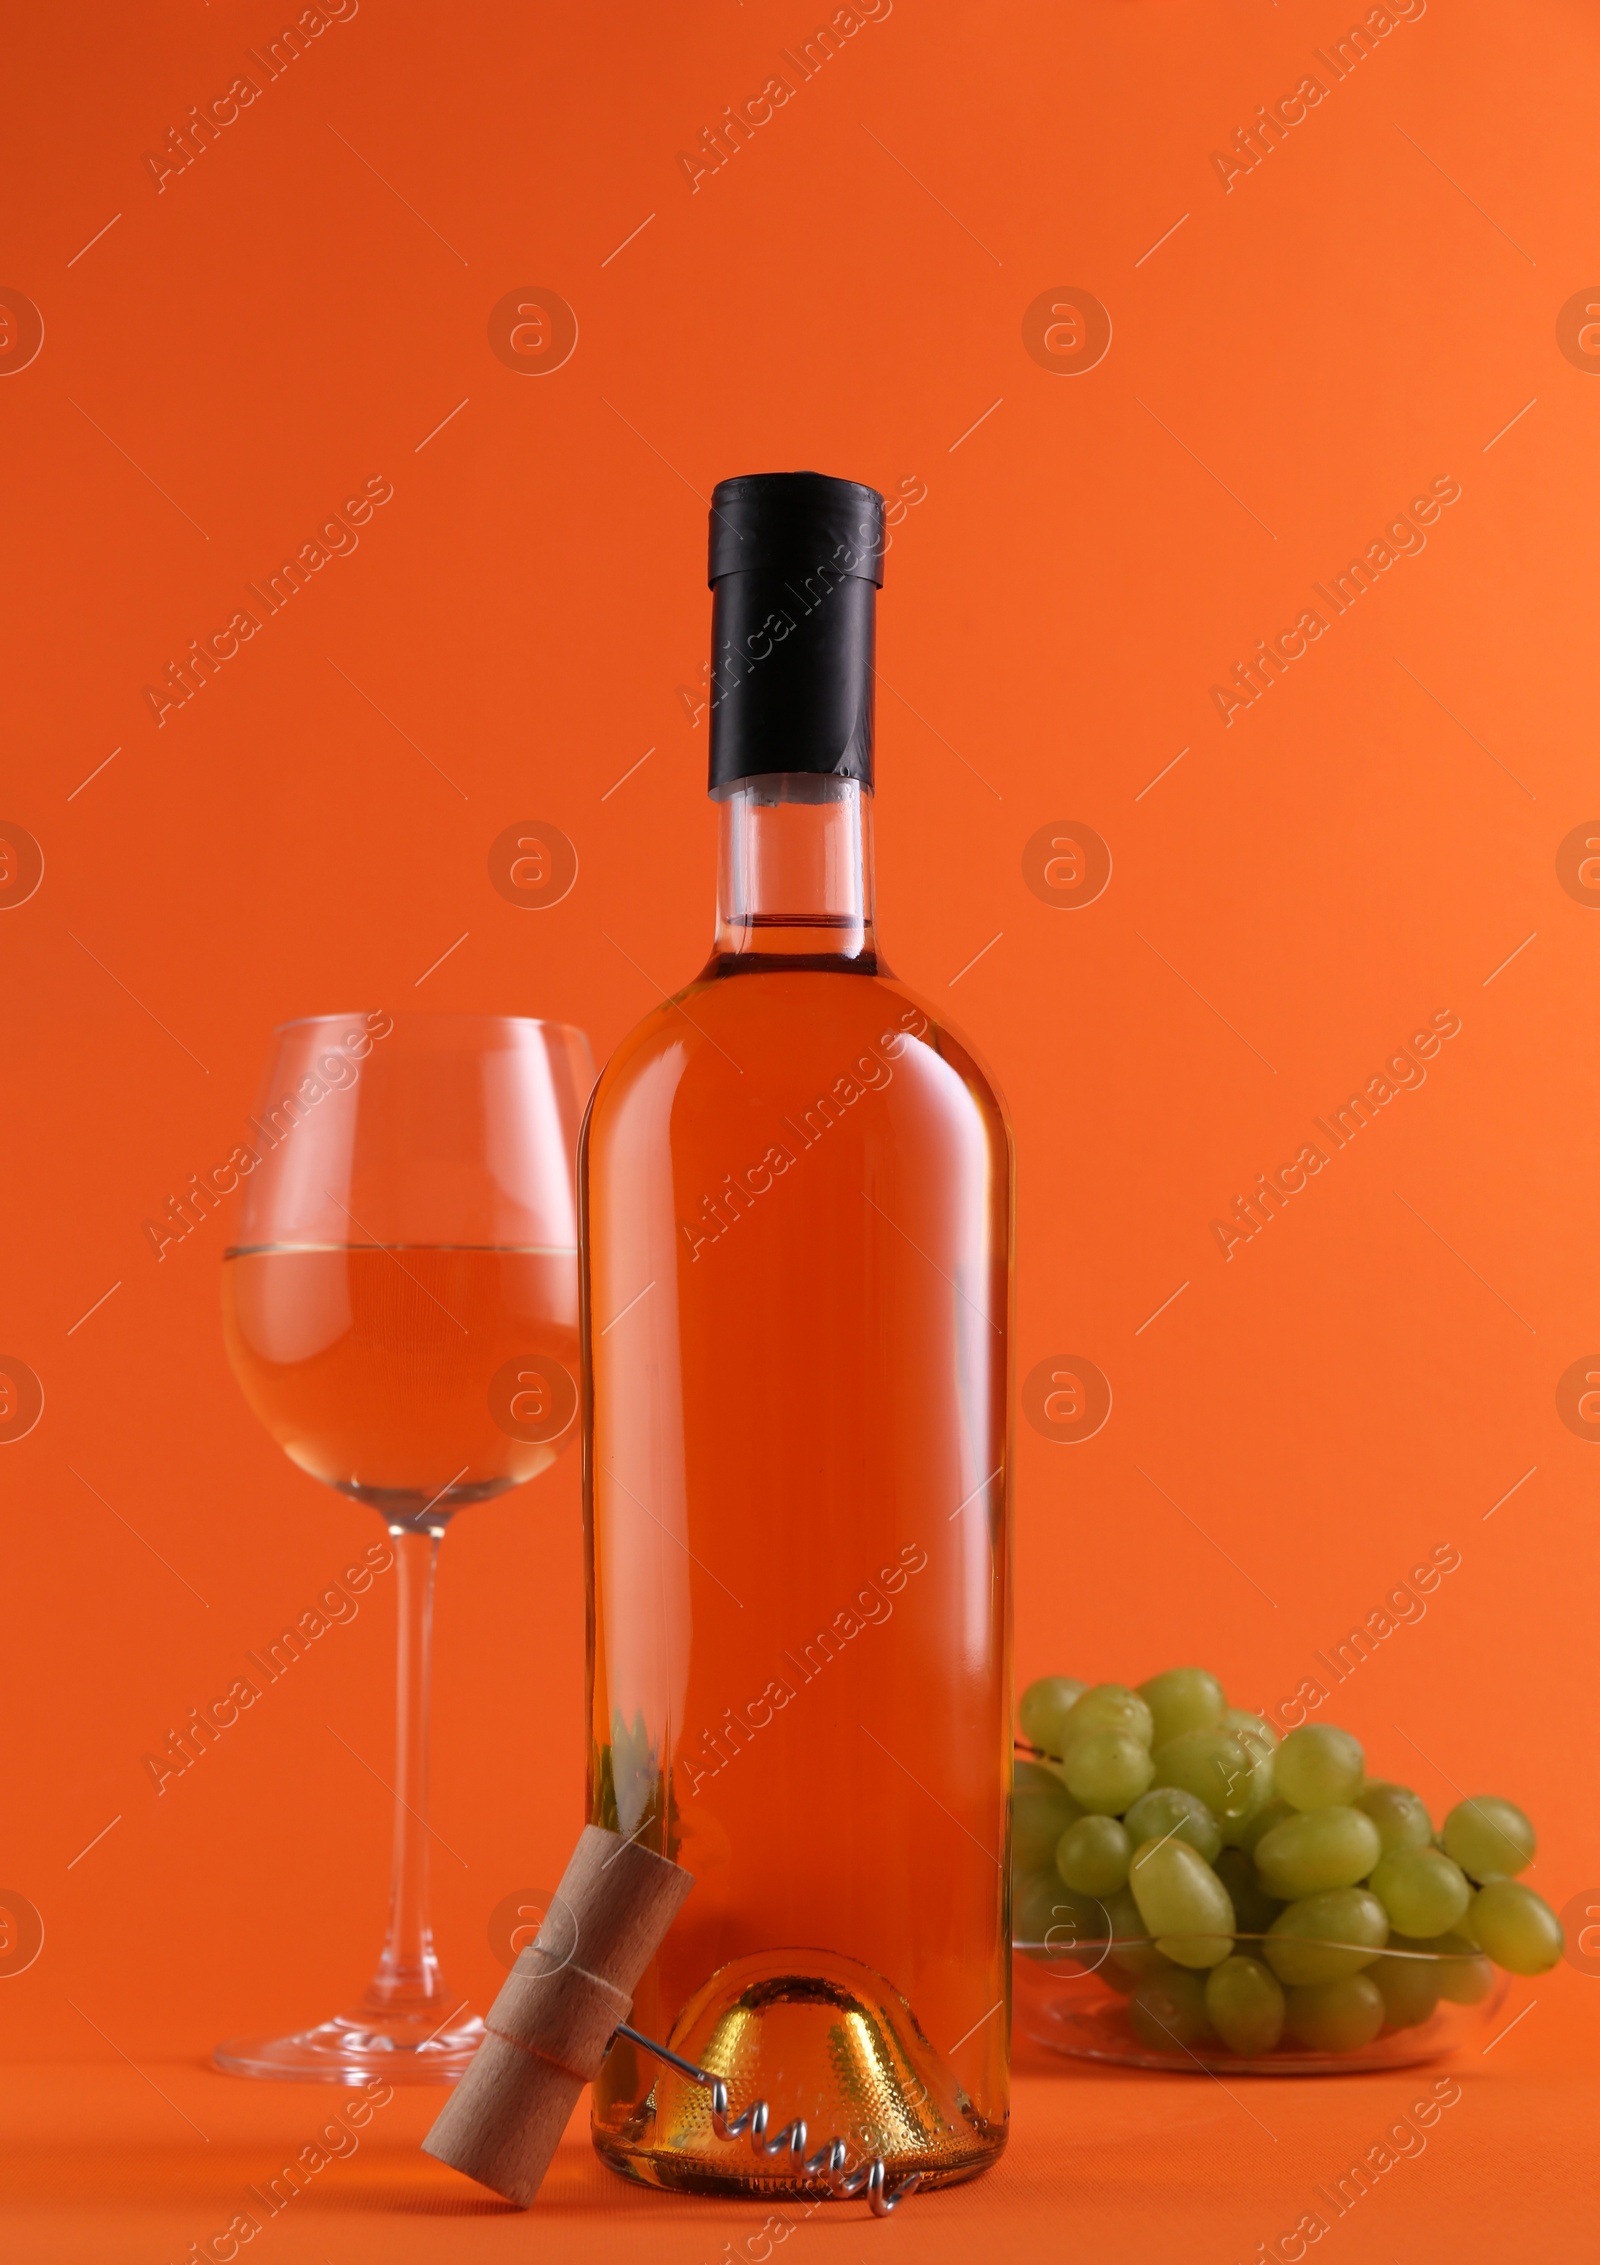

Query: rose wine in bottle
581;473;1012;2194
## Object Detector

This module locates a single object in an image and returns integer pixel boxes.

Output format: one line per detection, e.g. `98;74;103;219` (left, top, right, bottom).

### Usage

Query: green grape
1062;1682;1155;1748
1123;1786;1223;1864
1137;1667;1226;1747
1264;1888;1388;1984
1150;1727;1258;1819
1213;1845;1284;1936
1396;1929;1494;2005
1205;1953;1286;2054
1355;1780;1433;1856
1441;1796;1537;1882
1369;1847;1470;1938
1103;1885;1167;1982
1233;1795;1293;1855
1285;1973;1385;2053
1372;1949;1442;2030
1056;1814;1132;1897
1274;1723;1364;1810
1221;1706;1278;1754
1253;1805;1382;1898
1011;1864;1061;1957
1018;1674;1087;1757
1129;1836;1235;1968
1013;1866;1105;1961
1129;1963;1213;2050
1062;1727;1155;1814
1012;1761;1084;1870
1465;1878;1563;1975
1215;1743;1277;1846
1051;1889;1113;1964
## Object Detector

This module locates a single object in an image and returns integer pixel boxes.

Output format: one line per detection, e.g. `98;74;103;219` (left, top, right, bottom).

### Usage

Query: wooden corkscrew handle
422;1824;695;2208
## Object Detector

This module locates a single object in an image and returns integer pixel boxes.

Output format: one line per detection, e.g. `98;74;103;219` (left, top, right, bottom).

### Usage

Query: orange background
1;0;1596;2254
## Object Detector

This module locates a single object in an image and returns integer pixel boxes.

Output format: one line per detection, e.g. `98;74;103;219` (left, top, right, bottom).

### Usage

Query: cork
422;1824;694;2207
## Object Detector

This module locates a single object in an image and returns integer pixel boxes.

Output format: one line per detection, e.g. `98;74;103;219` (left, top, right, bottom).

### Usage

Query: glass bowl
1014;1930;1507;2075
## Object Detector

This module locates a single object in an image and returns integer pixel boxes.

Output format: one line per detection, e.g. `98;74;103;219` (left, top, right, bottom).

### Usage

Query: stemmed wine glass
213;1011;594;2082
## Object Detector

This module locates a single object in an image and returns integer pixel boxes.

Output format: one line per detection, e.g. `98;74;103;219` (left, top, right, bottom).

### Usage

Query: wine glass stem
360;1523;449;2019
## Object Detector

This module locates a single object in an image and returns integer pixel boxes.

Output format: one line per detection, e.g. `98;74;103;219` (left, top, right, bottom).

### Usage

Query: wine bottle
581;472;1012;2194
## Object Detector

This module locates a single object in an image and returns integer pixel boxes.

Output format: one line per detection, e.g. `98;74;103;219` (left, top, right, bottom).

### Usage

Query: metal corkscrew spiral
612;2021;922;2217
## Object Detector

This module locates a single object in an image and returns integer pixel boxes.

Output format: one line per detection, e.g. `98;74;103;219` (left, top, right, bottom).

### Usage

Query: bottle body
581;945;1012;2191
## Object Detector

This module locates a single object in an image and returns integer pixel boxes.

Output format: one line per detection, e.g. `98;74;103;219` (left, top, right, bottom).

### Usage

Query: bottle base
590;1947;1008;2197
592;2130;1006;2201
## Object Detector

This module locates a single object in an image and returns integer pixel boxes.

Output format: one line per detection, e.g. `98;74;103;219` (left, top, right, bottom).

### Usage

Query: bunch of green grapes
1014;1669;1562;2057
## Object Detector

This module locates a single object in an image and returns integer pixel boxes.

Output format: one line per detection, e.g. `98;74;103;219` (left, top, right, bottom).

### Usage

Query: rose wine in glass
582;476;1013;2191
214;1010;594;2083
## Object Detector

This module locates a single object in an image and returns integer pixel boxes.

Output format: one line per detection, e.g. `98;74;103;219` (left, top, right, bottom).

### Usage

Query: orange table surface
5;1989;1592;2264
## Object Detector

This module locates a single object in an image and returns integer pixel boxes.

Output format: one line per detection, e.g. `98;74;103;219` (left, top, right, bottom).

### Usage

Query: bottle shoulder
585;963;1010;1156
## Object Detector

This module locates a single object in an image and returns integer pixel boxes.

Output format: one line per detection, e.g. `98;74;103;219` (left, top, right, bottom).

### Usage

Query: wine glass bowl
213;1011;593;2083
223;1239;581;1522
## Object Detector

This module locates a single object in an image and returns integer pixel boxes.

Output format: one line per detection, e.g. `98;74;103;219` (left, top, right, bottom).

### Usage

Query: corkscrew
423;1824;920;2217
610;2019;921;2215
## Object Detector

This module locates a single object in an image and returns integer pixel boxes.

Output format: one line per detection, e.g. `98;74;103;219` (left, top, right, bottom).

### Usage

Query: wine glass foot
213;2006;485;2084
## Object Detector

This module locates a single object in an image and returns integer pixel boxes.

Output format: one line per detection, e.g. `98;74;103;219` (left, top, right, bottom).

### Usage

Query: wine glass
212;1011;594;2083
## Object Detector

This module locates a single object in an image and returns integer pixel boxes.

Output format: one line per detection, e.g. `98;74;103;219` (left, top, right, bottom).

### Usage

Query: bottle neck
711;774;877;967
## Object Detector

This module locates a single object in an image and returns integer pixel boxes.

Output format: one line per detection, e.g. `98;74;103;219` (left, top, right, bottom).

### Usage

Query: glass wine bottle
581;472;1012;2194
